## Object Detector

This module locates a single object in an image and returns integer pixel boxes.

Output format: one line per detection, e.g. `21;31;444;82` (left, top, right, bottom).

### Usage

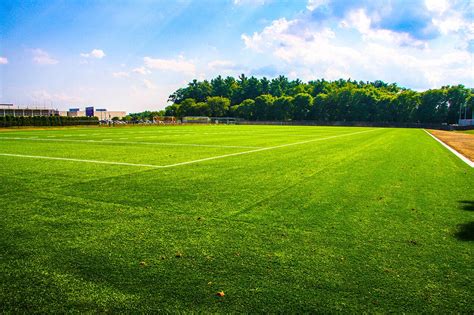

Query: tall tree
446;85;469;124
207;96;230;117
292;93;313;120
254;94;274;120
271;96;293;121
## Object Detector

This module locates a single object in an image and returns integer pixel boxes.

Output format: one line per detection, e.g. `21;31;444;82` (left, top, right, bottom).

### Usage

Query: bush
0;116;99;128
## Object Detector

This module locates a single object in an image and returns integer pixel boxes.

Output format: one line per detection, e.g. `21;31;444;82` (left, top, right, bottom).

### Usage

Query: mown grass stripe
0;136;262;149
160;128;380;168
0;129;379;169
0;153;165;168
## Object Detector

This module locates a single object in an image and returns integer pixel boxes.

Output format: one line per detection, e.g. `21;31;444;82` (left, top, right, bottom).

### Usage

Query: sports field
1;125;473;312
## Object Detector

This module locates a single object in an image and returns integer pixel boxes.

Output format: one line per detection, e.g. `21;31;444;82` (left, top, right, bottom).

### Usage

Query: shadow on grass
47;247;221;311
459;200;474;211
455;222;474;241
454;221;474;241
455;201;474;241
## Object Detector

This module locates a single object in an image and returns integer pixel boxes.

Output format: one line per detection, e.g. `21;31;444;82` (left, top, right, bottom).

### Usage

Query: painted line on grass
423;129;474;167
0;136;262;149
158;128;380;168
0;153;166;168
0;129;380;169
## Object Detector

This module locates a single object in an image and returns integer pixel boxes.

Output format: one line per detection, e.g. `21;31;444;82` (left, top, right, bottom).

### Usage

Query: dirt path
428;129;474;162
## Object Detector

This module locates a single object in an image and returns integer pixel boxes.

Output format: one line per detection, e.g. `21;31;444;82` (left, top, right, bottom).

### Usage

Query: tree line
159;75;473;124
0;115;99;127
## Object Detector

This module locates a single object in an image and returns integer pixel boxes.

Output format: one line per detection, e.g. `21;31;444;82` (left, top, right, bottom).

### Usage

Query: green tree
207;96;230;117
254;94;274;120
417;89;447;123
292;93;313;120
195;102;211;116
446;85;469;124
177;98;197;117
233;99;255;120
271;96;293;121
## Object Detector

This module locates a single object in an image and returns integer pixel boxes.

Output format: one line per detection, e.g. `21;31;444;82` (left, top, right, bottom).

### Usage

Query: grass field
1;125;473;313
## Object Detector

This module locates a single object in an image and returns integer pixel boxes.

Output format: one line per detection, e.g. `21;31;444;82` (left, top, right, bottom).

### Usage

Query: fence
237;120;474;131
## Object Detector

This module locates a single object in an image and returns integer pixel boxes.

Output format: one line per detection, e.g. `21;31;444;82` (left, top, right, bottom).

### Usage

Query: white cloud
0;57;7;64
425;0;450;14
143;56;196;75
32;49;58;65
341;9;427;48
208;59;236;70
80;49;106;59
143;79;157;90
31;90;83;104
241;12;474;89
112;71;129;78
306;0;329;11
206;59;245;77
242;18;299;52
132;66;151;75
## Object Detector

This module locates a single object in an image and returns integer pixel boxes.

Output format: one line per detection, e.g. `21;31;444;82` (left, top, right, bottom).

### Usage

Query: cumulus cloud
132;66;151;75
0;57;7;64
32;49;58;65
425;0;450;14
307;0;329;11
242;18;300;52
241;3;474;89
112;71;129;78
80;49;106;59
143;56;195;75
340;9;427;48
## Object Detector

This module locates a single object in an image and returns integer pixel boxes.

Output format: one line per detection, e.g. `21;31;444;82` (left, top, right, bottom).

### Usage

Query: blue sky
0;0;473;112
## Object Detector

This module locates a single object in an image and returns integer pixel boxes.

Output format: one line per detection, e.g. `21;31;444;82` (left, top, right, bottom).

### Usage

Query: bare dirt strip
428;129;474;162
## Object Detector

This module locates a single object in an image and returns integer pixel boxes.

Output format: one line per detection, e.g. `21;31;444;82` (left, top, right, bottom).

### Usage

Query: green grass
1;125;473;313
459;129;474;135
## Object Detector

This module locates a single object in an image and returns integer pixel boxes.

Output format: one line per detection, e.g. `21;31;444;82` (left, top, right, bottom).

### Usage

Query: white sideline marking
0;153;165;168
0;129;379;169
423;129;473;167
0;137;261;149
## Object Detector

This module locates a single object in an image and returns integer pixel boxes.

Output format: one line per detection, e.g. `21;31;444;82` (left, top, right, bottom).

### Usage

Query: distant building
0;104;57;117
67;107;126;120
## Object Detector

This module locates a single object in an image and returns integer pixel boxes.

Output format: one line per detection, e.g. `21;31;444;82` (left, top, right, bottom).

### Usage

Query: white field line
0;153;166;168
423;129;474;167
0;129;379;169
158;128;379;168
0;137;261;149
